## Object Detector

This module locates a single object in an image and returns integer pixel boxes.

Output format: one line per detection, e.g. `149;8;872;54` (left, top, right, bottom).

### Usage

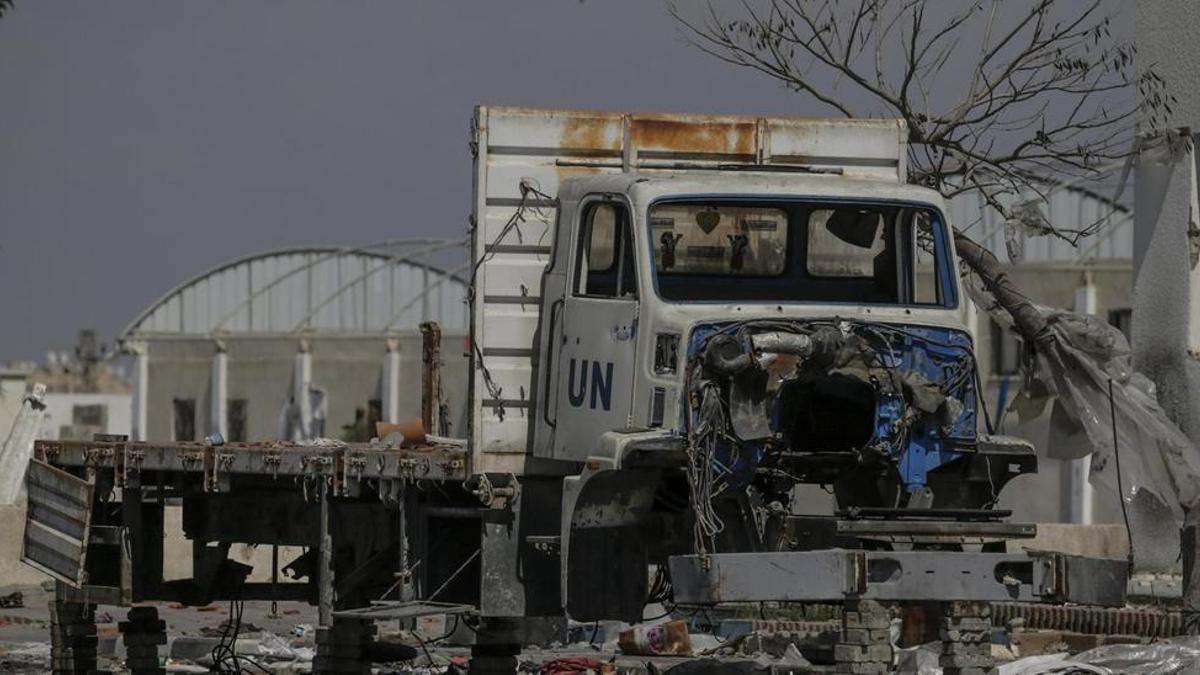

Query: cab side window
908;210;944;305
575;201;637;299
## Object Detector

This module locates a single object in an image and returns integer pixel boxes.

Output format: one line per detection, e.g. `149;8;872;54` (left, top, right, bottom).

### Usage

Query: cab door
553;198;640;458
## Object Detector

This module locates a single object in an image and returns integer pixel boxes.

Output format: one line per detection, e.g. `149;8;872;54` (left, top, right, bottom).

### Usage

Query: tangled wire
209;594;270;674
686;377;732;554
468;180;556;423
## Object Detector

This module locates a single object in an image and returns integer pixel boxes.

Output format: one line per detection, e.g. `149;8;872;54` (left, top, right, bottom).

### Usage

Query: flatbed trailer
26;435;468;601
24;432;496;675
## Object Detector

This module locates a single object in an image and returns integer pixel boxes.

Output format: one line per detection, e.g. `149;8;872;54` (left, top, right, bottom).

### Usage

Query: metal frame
668;550;1128;606
34;439;468;493
118;243;468;341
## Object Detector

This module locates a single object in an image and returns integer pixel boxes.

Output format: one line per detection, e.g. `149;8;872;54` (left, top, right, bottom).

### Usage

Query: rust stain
562;114;621;151
630;117;756;155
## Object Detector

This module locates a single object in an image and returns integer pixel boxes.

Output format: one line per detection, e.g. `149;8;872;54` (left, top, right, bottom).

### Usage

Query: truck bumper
669;549;1127;606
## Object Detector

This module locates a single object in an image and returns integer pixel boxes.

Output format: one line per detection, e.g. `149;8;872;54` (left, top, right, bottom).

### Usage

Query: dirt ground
0;582;322;673
0;583;701;674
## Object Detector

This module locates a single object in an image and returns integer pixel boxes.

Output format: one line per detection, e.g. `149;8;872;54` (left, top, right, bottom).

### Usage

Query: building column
1133;130;1200;446
1068;273;1097;525
127;340;149;442
209;342;228;441
293;340;312;441
382;337;401;424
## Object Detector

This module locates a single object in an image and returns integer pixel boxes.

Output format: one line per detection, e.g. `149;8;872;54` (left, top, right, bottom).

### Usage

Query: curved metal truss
120;240;469;341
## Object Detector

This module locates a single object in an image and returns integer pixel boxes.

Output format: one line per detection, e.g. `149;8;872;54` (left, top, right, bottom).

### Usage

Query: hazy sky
0;2;1134;363
0;1;840;363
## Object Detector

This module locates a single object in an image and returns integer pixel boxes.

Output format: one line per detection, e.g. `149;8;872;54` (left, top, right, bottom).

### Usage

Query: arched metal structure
119;243;469;342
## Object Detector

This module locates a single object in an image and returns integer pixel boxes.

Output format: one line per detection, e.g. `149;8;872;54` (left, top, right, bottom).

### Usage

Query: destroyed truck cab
469;107;1037;622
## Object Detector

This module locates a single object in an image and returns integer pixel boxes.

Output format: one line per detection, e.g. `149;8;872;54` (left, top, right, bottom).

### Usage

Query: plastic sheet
997;653;1108;674
962;265;1200;569
1072;636;1200;674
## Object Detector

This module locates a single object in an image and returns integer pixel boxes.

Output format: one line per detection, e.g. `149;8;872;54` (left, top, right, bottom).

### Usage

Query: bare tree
670;0;1172;245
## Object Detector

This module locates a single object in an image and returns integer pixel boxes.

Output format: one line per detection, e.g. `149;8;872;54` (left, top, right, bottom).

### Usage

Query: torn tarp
956;232;1200;569
1000;636;1200;674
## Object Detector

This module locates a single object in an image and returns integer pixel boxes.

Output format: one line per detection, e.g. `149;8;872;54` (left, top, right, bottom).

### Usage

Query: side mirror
826;208;881;248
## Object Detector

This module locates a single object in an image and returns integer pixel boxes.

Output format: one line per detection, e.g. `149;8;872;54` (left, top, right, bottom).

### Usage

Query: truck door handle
542;298;563;428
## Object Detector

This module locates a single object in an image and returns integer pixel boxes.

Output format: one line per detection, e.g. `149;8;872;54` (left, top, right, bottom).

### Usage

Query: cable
589;621;601;651
411;629;434;667
426;548;481;602
1108;378;1134;576
640;604;677;623
426;615;461;645
209;582;270;674
467;180;556;423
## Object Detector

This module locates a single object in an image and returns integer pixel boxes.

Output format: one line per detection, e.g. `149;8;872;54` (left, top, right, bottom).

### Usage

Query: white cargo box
468;106;908;473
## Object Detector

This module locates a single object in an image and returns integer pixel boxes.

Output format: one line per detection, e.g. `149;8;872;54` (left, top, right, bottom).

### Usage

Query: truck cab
533;173;970;484
469;107;1035;621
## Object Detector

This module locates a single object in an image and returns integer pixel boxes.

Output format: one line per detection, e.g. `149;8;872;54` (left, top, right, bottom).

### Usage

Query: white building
119;244;470;444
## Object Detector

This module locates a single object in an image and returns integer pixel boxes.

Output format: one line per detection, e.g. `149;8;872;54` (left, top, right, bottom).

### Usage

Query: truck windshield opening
649;200;951;307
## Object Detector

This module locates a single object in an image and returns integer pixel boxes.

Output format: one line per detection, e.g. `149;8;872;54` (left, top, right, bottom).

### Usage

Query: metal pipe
318;488;333;626
751;331;814;356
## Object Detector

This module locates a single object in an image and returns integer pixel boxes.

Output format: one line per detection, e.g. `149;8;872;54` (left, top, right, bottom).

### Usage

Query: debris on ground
618;619;692;656
538;655;607;674
996;635;1200;674
200;619;262;637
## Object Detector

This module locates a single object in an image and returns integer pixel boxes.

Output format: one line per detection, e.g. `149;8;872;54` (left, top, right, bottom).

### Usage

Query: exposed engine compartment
685;319;983;510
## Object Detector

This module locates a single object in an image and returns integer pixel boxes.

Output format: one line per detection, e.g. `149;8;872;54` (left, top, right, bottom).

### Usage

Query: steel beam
318;490;333;627
669;550;1127;606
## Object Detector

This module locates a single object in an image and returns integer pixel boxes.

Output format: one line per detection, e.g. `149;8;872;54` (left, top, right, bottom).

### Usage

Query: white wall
37;393;132;441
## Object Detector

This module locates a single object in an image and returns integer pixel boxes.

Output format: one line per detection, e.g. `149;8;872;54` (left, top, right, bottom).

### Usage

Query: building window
173;399;196;441
227;399;247;442
990;320;1021;376
1108;308;1132;345
72;404;107;428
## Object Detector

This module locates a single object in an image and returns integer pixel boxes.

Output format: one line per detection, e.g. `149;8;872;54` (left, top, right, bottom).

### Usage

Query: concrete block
1008;523;1129;559
840;628;890;645
941;617;991;630
939;627;991;642
846;662;889;674
842;612;890;630
941;641;990;655
942;601;990;618
939;653;993;668
834;643;891;662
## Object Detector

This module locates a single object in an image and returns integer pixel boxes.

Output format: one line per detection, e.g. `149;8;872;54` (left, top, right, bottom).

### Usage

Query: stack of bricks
834;599;893;674
939;601;994;675
313;618;375;674
49;600;101;674
119;606;167;675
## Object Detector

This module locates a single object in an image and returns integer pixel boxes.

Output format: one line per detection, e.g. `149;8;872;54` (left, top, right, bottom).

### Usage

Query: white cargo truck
26;107;1125;675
